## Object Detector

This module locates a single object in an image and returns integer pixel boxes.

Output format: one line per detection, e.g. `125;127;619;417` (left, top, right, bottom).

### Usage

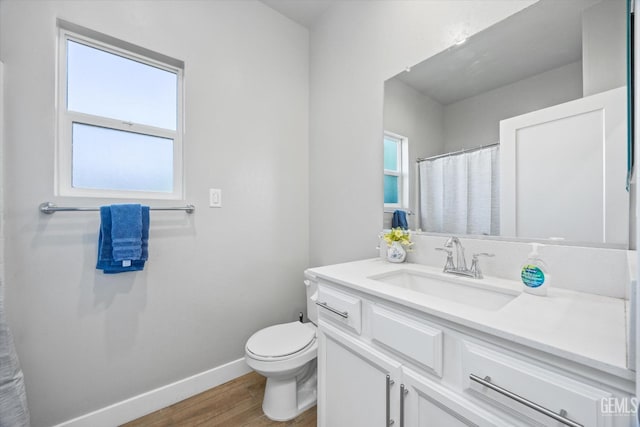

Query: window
383;132;408;208
57;22;184;199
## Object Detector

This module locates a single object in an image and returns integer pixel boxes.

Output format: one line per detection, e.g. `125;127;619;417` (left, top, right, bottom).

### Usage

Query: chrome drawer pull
399;384;408;427
316;301;349;318
386;375;394;426
469;374;583;427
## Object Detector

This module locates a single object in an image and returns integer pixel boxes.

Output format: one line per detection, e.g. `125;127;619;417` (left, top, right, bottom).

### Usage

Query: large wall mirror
383;0;630;248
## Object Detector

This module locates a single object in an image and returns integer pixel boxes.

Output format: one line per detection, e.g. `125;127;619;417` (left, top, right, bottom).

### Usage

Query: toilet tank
304;271;318;325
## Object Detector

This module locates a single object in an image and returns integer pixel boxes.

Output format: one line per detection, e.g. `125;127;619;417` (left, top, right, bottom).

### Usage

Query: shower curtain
418;145;500;236
0;278;30;427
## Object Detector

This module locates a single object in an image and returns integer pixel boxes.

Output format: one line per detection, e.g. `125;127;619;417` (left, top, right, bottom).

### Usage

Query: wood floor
121;372;317;426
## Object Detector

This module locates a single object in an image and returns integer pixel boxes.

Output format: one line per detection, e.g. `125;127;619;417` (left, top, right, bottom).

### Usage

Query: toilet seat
244;278;319;422
246;321;316;360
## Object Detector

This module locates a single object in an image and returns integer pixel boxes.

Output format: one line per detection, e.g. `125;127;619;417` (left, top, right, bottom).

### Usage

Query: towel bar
39;202;195;214
383;209;415;215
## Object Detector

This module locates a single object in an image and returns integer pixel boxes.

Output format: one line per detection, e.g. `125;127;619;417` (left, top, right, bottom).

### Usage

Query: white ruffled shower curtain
0;282;30;427
418;145;500;236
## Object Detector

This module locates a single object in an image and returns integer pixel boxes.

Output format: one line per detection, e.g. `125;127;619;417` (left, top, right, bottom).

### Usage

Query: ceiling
261;0;608;106
395;0;601;105
260;0;338;28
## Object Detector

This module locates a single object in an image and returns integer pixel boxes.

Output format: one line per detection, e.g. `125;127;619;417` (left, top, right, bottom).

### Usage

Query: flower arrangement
383;227;413;248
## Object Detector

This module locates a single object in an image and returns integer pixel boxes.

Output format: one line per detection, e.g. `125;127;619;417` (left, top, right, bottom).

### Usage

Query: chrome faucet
445;236;467;272
435;237;494;279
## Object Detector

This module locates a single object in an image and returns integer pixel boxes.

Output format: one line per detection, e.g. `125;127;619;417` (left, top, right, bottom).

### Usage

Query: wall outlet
209;188;222;207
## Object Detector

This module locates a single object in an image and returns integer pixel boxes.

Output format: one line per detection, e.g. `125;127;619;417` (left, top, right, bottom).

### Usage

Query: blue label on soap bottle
521;265;545;288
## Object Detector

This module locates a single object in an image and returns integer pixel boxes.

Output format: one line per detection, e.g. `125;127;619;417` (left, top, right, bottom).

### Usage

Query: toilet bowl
245;321;317;421
244;277;319;421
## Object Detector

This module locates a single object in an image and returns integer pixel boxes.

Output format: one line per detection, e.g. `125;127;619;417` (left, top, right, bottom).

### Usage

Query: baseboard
53;358;252;427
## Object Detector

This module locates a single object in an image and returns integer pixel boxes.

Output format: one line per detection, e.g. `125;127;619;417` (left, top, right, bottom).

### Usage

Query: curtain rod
416;142;499;163
39;202;195;214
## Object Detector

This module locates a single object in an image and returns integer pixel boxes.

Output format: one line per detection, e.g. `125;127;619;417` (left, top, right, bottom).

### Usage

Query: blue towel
96;205;149;274
392;210;408;230
111;204;142;262
140;206;149;261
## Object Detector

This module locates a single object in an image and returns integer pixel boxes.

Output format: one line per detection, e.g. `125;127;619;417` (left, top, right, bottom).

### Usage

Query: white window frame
56;23;184;200
383;132;409;210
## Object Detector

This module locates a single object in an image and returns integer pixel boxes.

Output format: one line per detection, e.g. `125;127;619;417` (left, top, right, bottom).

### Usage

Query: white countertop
308;258;631;380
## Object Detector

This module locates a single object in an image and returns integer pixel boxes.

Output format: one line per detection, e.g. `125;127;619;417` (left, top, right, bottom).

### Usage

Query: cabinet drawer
371;305;443;377
317;284;362;334
462;341;613;426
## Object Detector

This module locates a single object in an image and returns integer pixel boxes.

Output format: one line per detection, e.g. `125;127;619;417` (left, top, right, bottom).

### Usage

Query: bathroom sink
368;269;519;310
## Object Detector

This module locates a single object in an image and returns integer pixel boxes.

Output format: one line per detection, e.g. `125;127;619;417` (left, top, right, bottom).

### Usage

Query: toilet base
262;363;317;421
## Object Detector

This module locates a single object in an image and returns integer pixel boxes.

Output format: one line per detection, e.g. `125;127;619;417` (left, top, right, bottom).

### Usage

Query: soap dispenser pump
521;243;549;296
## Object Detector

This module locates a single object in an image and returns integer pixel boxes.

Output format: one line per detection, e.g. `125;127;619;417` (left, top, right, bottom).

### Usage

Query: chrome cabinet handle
315;301;349;319
386;375;395;426
469;374;583;427
399;384;408;427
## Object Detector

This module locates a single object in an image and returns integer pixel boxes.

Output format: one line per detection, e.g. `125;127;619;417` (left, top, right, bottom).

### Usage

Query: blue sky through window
384;175;399;204
384;137;398;171
67;40;177;130
72;123;174;192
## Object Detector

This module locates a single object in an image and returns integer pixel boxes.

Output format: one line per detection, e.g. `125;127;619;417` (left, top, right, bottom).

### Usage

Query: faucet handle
435;247;455;272
472;252;494;260
435;247;452;253
470;253;494;279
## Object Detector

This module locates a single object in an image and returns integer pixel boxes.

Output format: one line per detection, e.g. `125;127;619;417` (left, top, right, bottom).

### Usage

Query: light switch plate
209;188;222;207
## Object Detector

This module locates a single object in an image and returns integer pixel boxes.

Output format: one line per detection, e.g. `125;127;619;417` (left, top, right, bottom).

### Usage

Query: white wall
383;78;444;229
309;0;535;266
443;61;583;152
582;0;627;96
0;1;308;425
0;61;4;281
384;78;445;158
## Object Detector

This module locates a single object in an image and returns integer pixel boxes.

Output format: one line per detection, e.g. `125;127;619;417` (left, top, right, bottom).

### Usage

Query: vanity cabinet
318;321;518;426
318;322;401;426
315;279;634;427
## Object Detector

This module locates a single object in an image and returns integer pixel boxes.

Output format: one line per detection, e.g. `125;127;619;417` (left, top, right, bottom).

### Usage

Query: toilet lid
246;322;316;358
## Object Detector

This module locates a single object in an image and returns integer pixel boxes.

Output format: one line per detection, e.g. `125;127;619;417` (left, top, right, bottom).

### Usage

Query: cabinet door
318;321;402;427
402;367;521;427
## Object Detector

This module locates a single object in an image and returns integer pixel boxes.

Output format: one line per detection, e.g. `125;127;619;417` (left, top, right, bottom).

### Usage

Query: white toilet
244;278;318;421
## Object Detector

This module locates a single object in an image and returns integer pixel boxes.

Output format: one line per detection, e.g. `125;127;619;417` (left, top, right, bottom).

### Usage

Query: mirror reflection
383;0;629;247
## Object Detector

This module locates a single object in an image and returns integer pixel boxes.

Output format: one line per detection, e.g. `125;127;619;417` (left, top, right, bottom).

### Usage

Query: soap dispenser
520;243;549;296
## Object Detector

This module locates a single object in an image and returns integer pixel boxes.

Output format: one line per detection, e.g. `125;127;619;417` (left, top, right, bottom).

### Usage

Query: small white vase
387;241;407;263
